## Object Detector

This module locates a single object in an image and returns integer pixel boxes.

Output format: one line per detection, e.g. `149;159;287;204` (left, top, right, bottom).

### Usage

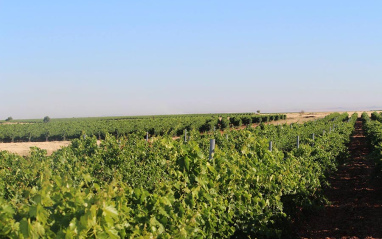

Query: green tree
43;116;51;123
5;116;13;121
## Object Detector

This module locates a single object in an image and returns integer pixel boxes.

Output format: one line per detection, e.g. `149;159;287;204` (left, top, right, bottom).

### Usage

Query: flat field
0;111;374;156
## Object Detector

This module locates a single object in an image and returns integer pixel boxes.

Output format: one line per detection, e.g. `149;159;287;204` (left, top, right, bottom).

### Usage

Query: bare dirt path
0;141;71;156
298;119;382;239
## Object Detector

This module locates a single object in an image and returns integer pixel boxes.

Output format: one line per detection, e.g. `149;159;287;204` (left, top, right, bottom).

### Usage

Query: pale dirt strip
0;141;71;156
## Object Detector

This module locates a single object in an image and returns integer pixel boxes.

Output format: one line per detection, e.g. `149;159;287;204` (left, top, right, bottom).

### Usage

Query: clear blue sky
1;1;381;119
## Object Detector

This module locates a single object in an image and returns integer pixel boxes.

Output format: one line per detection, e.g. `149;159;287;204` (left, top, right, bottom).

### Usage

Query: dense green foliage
43;116;51;124
361;112;382;176
254;113;350;153
370;111;382;122
0;113;285;143
0;113;356;238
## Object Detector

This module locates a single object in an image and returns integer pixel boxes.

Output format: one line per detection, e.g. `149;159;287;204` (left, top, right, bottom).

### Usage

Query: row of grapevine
0;113;285;143
186;112;352;155
255;112;351;152
0;113;355;238
361;112;382;176
370;111;382;122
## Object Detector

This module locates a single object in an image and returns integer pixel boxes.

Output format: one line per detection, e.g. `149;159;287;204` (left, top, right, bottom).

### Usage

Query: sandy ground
0;122;32;125
274;111;373;125
0;141;71;156
0;111;378;156
275;112;330;124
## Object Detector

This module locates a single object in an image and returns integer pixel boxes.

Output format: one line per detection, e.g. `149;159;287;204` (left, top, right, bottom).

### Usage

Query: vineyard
0;112;372;238
3;0;381;237
0;113;285;143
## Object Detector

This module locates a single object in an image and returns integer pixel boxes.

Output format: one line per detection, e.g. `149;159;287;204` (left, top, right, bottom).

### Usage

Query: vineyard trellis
0;112;357;238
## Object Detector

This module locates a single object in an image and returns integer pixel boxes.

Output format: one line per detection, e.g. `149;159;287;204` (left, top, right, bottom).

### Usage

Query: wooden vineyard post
146;132;149;142
184;129;187;142
269;141;272;152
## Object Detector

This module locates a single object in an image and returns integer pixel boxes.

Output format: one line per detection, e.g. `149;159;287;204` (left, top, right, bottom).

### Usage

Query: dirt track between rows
298;119;382;239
